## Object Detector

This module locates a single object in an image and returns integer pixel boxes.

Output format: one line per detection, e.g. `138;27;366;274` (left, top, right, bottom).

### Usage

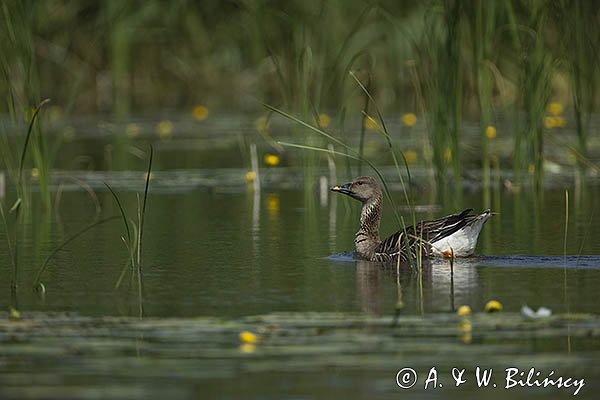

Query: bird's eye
357;181;363;185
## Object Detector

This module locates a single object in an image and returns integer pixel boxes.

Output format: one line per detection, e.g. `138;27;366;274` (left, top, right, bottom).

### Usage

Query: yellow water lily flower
245;171;256;182
317;113;331;129
547;102;563;116
485;125;497;139
264;154;280;166
157;120;173;139
544;116;557;129
192;105;209;121
485;300;503;313
457;305;471;316
239;331;258;344
401;113;417;127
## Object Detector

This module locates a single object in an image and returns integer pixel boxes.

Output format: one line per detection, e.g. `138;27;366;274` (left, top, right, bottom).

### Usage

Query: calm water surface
1;176;600;399
2;185;599;316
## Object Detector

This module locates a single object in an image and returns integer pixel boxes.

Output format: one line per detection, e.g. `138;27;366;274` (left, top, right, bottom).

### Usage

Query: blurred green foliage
1;0;599;193
0;0;596;116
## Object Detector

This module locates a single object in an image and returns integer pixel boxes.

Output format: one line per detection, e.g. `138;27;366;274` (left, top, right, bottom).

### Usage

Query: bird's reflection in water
355;257;481;315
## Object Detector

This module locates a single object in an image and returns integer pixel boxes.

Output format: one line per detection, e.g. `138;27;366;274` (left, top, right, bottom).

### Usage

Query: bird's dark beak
331;182;353;196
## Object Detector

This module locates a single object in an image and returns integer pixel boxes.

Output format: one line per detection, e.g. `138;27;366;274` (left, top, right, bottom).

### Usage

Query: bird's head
331;176;381;203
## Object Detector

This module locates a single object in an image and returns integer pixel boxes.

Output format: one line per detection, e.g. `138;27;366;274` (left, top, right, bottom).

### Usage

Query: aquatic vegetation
192;105;209;122
255;116;270;134
316;113;331;129
544;116;566;129
107;146;154;317
0;7;599;398
547;102;563;116
0;1;598;196
32;215;120;291
239;330;259;344
8;307;20;320
156;120;174;140
268;93;415;248
485;126;497;140
0;199;20;311
363;115;378;131
400;113;417;127
244;171;256;182
263;153;280;167
403;150;417;165
0;99;50;311
457;305;471;317
485;300;503;313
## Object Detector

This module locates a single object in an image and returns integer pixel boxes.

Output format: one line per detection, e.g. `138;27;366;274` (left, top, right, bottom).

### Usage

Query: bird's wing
418;208;477;243
374;209;478;262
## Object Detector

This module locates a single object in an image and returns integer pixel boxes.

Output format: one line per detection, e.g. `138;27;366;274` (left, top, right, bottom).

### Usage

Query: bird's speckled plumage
331;176;493;263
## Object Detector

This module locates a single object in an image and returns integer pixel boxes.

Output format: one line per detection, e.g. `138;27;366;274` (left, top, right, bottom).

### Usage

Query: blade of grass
137;145;153;270
1;200;20;308
104;182;132;246
277;142;361;161
350;72;414;213
18;98;50;185
265;104;400;224
33;215;120;289
350;71;419;269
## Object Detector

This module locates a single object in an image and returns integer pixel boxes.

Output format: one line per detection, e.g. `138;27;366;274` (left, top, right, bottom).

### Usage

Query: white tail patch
430;211;493;257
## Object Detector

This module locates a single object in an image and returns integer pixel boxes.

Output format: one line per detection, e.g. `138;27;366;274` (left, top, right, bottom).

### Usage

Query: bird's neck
355;195;382;257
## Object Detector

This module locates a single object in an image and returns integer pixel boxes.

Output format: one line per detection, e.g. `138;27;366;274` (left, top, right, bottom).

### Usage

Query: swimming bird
331;176;493;263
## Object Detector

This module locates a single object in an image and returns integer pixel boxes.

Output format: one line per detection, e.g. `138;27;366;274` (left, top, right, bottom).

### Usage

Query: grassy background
0;1;597;114
1;0;599;194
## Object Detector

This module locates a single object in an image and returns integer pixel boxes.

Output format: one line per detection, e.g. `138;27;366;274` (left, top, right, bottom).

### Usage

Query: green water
3;186;600;317
1;159;600;399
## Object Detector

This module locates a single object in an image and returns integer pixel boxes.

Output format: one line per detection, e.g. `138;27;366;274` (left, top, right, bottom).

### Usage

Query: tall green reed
109;146;154;318
473;0;496;207
513;3;551;194
0;98;49;313
249;1;386;203
557;0;598;185
1;0;51;212
0;199;21;312
408;3;465;201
